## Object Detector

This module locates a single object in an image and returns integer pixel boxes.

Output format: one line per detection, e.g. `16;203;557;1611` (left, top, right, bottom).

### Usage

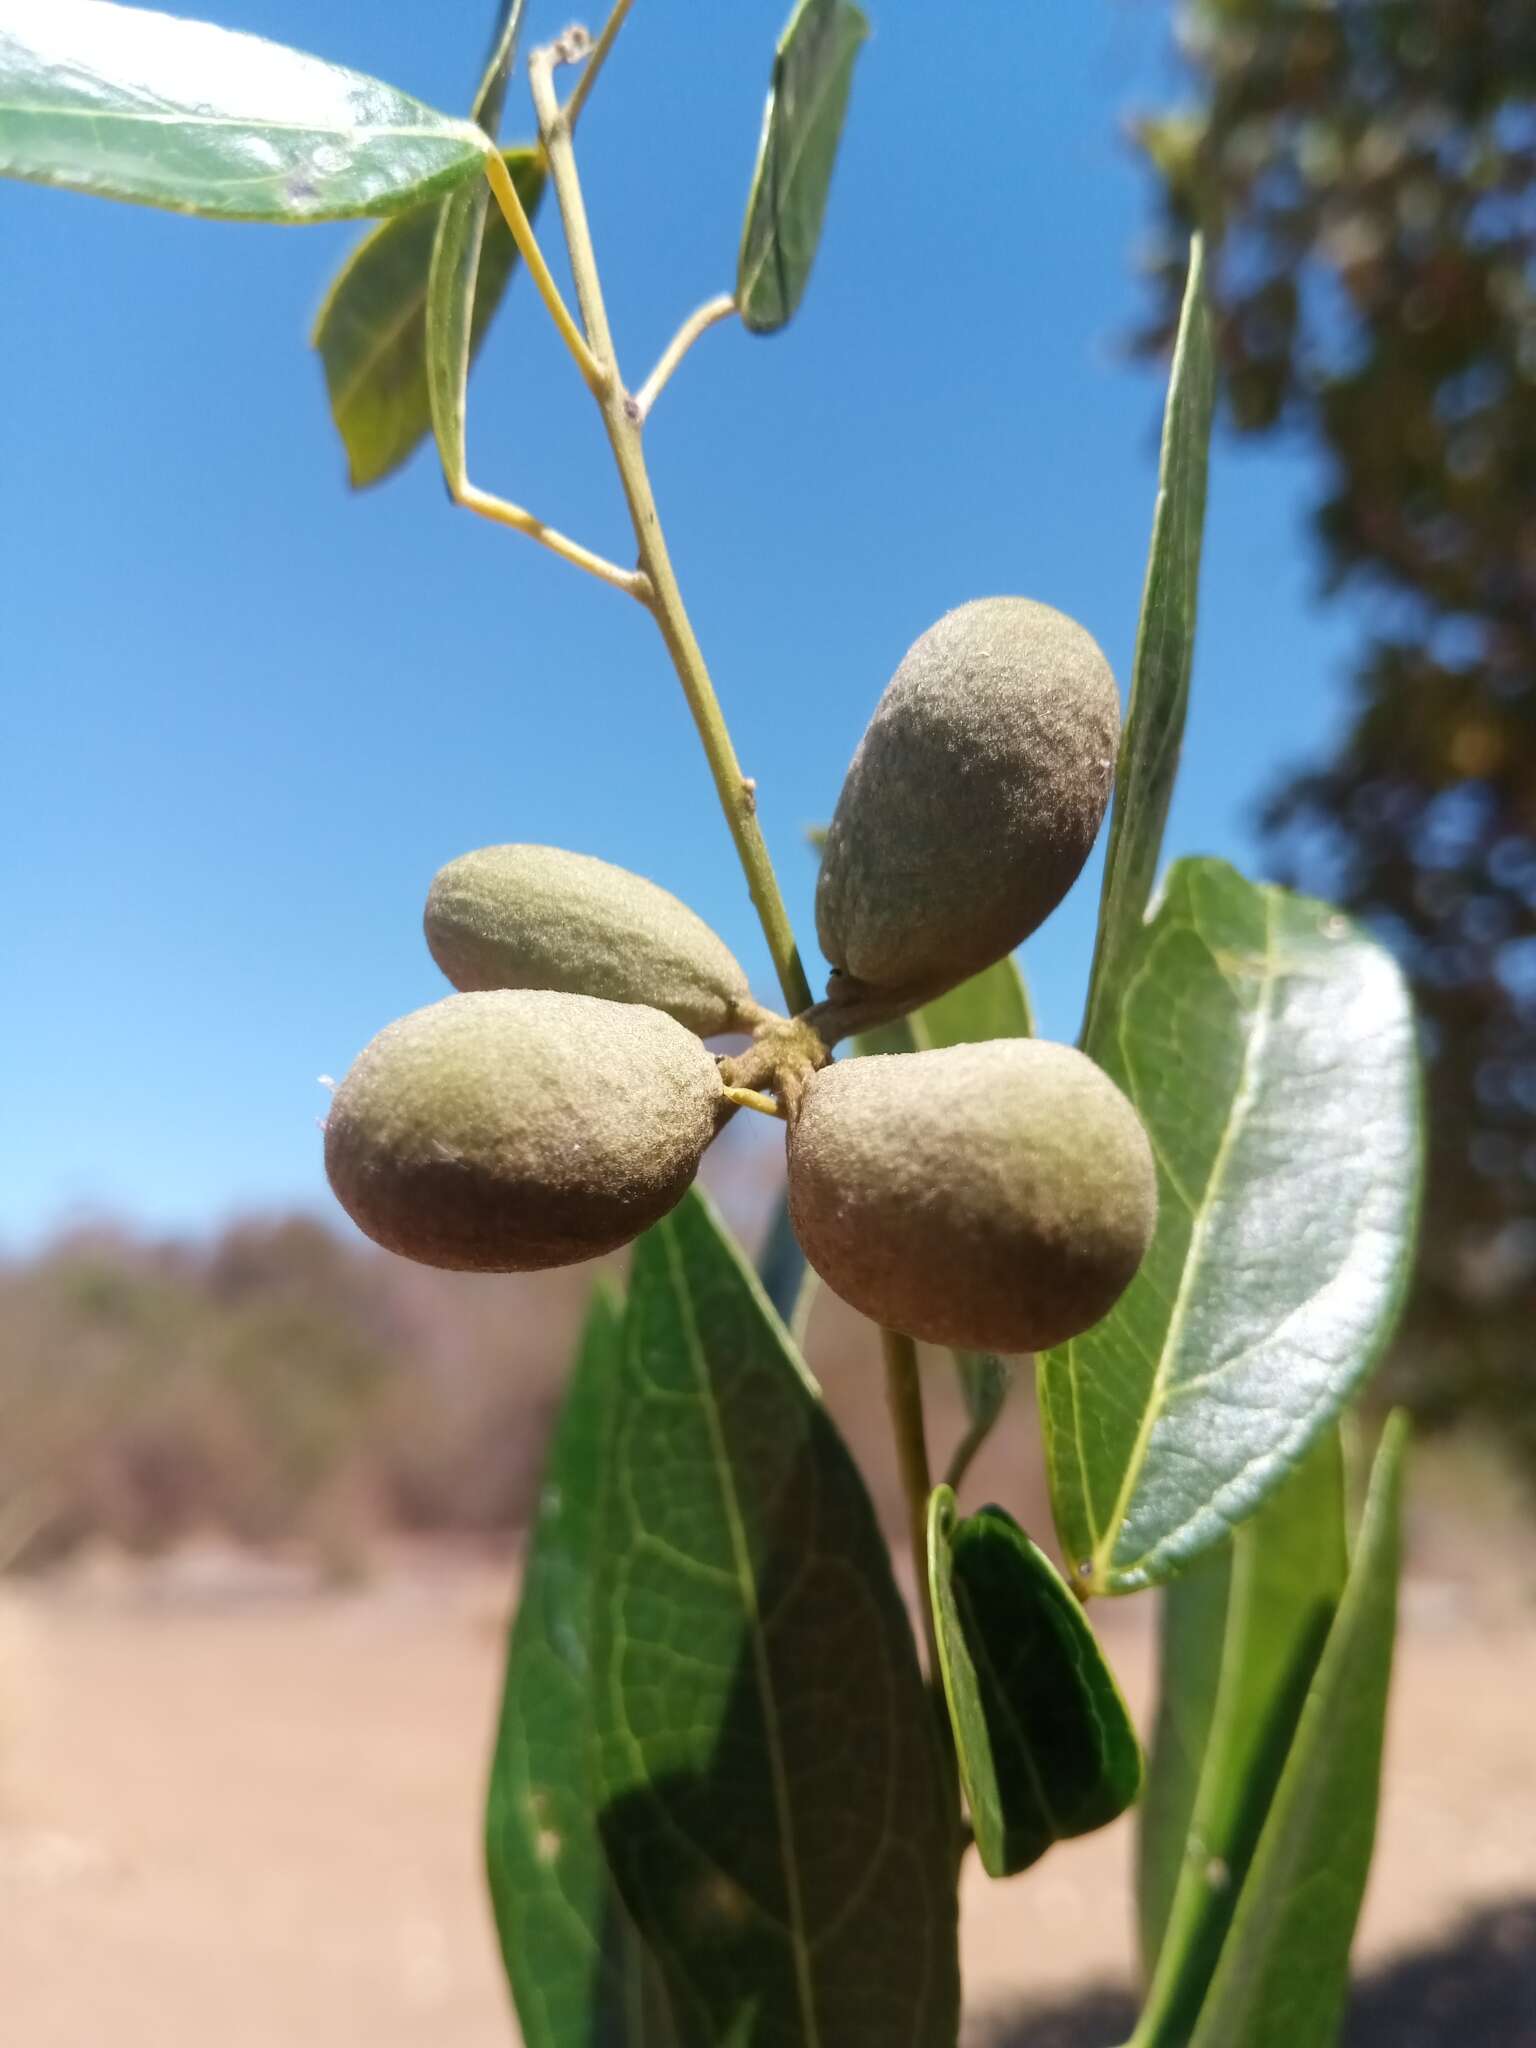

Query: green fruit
786;1039;1155;1352
325;989;724;1272
816;598;1120;1004
424;844;763;1038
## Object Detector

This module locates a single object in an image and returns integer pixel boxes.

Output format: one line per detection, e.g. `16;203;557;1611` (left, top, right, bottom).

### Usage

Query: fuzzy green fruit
424;844;763;1038
786;1039;1155;1352
325;989;724;1272
817;598;1120;1004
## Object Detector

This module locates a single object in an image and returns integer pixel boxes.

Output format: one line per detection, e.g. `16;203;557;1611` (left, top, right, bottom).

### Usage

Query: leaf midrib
1089;889;1278;1587
660;1222;823;2048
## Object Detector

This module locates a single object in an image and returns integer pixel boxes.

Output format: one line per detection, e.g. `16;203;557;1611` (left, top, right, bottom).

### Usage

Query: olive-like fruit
786;1039;1155;1352
816;598;1120;1005
325;989;724;1271
425;844;763;1039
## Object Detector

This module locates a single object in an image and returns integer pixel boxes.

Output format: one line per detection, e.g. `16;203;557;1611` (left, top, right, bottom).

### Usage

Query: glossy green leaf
1133;1429;1349;2043
485;1284;678;2048
1082;235;1215;1052
757;1187;816;1346
737;0;869;334
1039;856;1420;1594
909;955;1035;1051
1186;1416;1408;2048
928;1488;1142;1879
589;1190;960;2048
0;0;486;222
312;148;543;488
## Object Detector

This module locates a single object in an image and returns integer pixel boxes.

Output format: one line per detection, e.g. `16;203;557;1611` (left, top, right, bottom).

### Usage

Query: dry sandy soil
2;1523;1534;2048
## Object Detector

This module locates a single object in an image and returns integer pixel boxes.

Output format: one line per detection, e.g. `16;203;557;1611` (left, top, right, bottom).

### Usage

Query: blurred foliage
1136;0;1536;1474
0;1216;592;1570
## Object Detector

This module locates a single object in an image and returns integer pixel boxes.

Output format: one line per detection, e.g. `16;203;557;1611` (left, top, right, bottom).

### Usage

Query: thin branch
529;43;814;1015
882;1328;940;1679
635;294;739;422
481;148;607;393
564;0;638;130
455;481;649;598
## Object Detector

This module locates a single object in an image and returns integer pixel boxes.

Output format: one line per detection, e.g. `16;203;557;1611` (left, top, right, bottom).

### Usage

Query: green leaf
590;1190;960;2048
757;1187;816;1346
1133;1429;1349;2043
1081;235;1215;1052
954;1352;1011;1435
927;1488;1142;1880
468;0;528;139
0;0;487;222
1039;856;1420;1594
908;955;1035;1051
312;147;544;489
737;0;869;335
485;1284;678;2048
1185;1416;1408;2048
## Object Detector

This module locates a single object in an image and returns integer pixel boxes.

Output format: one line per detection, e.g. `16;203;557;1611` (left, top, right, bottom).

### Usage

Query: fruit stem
529;42;813;1017
881;1328;939;1679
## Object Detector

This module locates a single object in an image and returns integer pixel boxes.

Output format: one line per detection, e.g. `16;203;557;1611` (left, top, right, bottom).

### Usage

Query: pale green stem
882;1328;939;1679
636;293;740;421
528;43;812;1016
564;0;637;131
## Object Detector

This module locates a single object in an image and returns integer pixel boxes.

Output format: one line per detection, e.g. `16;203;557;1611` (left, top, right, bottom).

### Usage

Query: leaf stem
636;294;740;421
882;1328;939;1677
455;481;650;596
481;148;607;393
529;44;813;1016
564;0;638;131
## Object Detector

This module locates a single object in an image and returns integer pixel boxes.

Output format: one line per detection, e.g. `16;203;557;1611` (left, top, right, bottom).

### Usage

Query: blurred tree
1135;0;1536;1469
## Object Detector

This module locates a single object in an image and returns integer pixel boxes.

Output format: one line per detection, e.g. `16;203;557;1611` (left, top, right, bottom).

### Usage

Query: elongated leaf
1082;235;1215;1052
590;1190;960;2048
737;0;869;334
485;1285;678;2048
1186;1416;1408;2048
757;1186;816;1345
928;1488;1141;1880
909;955;1034;1051
0;0;486;222
1133;1430;1348;2043
423;0;539;496
313;148;544;488
1039;857;1420;1594
955;1352;1011;1435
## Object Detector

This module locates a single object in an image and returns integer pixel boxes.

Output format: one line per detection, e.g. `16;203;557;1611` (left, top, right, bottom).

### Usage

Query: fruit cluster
325;598;1158;1353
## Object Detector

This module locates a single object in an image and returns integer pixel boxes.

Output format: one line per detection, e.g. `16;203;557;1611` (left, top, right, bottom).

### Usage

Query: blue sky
2;2;1361;1248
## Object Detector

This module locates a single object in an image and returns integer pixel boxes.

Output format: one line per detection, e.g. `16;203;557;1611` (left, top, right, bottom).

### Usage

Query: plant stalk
881;1327;939;1677
529;45;812;1016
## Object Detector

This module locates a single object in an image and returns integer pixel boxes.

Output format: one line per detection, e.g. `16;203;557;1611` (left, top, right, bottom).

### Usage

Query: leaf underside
928;1488;1142;1880
1040;856;1420;1594
737;0;869;334
313;148;544;488
0;0;486;222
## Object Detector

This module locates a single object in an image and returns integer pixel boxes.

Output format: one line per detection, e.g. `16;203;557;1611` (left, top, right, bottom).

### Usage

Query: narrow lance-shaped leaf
0;0;487;222
312;147;544;489
1082;235;1215;1053
928;1488;1142;1880
1039;857;1420;1593
737;0;870;334
1186;1416;1409;2048
590;1190;960;2048
484;1284;678;2048
313;0;540;490
1133;1429;1349;2044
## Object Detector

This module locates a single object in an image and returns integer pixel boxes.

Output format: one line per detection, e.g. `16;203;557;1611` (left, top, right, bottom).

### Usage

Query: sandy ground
1;1542;1533;2048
